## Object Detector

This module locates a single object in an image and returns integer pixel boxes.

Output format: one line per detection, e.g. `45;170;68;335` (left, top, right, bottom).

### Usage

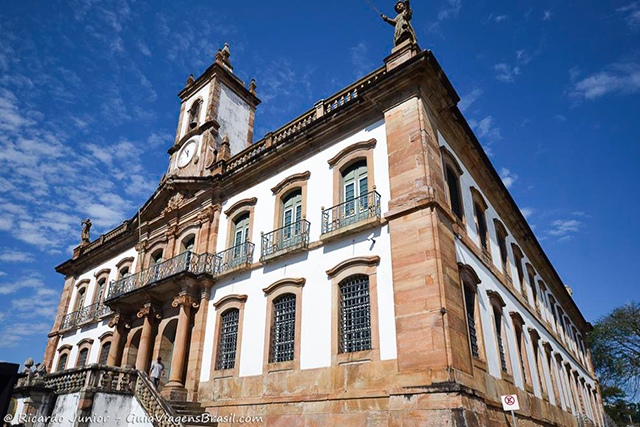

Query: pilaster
43;275;76;371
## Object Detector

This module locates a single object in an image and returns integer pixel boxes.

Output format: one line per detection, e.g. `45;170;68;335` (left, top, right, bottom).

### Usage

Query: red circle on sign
504;396;515;405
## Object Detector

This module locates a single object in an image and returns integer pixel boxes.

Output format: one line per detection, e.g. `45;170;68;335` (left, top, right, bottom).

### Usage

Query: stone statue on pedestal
81;218;92;244
381;0;417;47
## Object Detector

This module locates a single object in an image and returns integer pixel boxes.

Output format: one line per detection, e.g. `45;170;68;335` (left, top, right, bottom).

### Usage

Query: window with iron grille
464;286;479;358
494;308;508;372
339;275;372;353
99;342;111;365
216;308;240;370
269;294;296;363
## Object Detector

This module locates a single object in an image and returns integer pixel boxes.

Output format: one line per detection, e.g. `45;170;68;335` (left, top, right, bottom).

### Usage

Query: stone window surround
458;263;488;370
176;226;200;254
486;290;514;383
469;186;490;258
145;242;167;269
56;344;72;371
270;171;310;230
72;279;90;312
327;138;376;207
75;338;94;367
98;331;113;365
542;342;563;408
116;257;135;279
223;198;257;249
92;268;111;305
525;263;540;313
261;278;305;373
186;97;205;131
440;146;466;225
210;294;248;379
528;329;550;401
326;256;381;365
510;311;534;393
493;219;512;281
510;244;526;297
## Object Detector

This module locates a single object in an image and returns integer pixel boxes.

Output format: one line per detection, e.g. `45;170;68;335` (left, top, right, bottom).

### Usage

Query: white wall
217;84;251;156
200;120;396;380
178;82;211;140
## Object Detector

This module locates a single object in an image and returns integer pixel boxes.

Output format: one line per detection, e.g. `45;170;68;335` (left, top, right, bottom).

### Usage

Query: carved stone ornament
137;303;161;319
165;223;180;239
172;294;200;309
108;313;122;328
162;193;185;216
196;205;217;224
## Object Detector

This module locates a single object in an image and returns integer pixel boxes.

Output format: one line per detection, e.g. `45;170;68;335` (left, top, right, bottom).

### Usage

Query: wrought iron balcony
105;245;254;302
321;190;382;236
60;302;112;331
213;241;255;275
261;219;310;262
106;251;217;300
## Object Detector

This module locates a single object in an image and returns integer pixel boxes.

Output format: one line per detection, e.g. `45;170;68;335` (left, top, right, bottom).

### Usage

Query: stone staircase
168;400;217;427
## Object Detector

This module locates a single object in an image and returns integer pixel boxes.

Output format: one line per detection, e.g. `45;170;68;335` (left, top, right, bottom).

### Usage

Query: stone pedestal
384;39;421;71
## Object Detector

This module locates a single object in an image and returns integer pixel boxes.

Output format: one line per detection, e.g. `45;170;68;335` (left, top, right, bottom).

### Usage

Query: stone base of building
201;384;585;427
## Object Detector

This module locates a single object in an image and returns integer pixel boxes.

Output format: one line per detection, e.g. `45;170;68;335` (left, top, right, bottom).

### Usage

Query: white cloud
617;2;640;29
494;15;508;23
494;63;521;83
459;88;483;112
0;322;51;348
0;250;35;263
429;0;463;33
469;116;502;142
499;168;518;189
548;219;583;241
521;207;534;219
350;42;374;78
543;10;552;21
570;61;640;100
137;40;152;57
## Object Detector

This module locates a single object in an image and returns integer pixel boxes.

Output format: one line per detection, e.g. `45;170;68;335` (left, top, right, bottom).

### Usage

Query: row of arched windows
441;146;589;368
459;265;602;423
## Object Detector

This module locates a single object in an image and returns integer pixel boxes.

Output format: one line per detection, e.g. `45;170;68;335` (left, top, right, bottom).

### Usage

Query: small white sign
501;394;520;411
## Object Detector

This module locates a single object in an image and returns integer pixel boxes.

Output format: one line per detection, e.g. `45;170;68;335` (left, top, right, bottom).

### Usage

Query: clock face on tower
177;140;197;168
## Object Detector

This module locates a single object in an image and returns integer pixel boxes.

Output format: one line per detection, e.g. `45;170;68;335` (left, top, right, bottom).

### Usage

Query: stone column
195;206;216;253
134;241;148;273
135;303;159;372
163;293;197;401
185;285;212;400
43;275;76;371
164;223;179;259
107;313;127;367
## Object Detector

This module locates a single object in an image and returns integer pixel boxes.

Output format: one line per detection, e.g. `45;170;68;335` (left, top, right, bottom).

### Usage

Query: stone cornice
486;290;506;308
327;138;376;167
213;294;248;308
325;256;380;278
262;278;306;295
224;197;257;217
270;172;311;195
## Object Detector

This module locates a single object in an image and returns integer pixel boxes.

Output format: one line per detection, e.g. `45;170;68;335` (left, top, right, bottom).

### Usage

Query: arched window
188;99;202;129
74;287;87;311
282;189;302;230
77;348;89;367
338;275;372;353
99;342;111;365
459;264;485;361
526;264;539;310
119;266;130;278
151;249;164;265
216;308;240;371
181;235;196;253
529;331;548;399
543;342;562;406
232;214;250;248
441;148;465;222
488;290;511;376
511;313;532;388
493;220;511;279
470;188;489;253
511;245;525;295
269;293;297;363
56;353;68;372
340;160;369;221
94;278;106;305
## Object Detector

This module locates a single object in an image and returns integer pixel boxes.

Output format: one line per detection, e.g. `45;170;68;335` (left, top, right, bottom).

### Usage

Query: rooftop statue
381;0;417;47
81;218;92;244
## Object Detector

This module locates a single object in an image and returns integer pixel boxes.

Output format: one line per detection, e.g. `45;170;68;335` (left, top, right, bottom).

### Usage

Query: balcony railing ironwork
321;190;381;235
213;241;255;275
105;245;253;303
261;219;310;261
60;302;112;331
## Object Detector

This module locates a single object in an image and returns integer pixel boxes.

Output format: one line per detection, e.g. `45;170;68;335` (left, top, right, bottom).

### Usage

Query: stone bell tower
168;43;261;178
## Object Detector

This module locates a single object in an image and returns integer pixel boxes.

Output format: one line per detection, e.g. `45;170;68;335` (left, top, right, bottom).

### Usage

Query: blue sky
0;0;639;365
